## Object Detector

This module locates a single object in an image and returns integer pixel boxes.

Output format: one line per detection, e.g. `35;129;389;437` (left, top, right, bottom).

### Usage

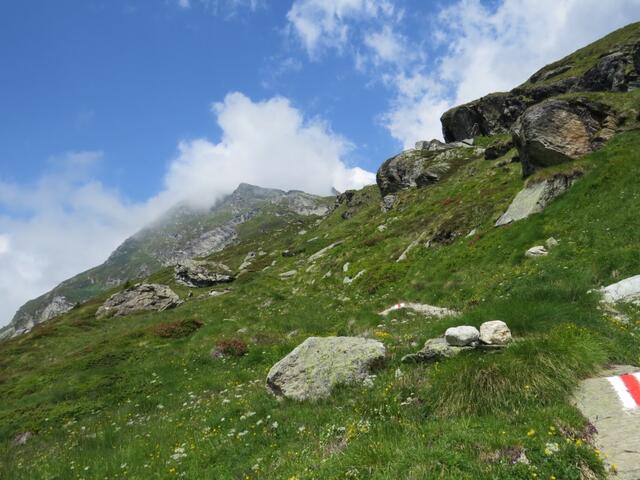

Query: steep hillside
1;24;640;480
1;185;331;339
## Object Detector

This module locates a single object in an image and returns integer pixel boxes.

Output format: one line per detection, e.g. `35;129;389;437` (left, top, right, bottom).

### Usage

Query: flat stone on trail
574;365;640;479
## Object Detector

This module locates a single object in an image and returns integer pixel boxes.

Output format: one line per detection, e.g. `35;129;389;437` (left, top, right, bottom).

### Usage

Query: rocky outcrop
0;295;76;339
441;92;528;143
484;138;514;160
495;172;583;226
96;284;181;319
174;260;234;288
513;98;618;176
441;41;639;143
402;337;472;363
376;144;481;197
266;336;385;401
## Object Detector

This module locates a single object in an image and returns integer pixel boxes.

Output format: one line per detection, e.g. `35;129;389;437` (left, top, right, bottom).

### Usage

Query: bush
212;338;248;358
152;318;203;338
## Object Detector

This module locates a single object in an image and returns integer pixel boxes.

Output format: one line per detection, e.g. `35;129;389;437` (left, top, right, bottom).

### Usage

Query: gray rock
174;260;234;287
308;241;343;262
546;237;559;248
513;98;618;177
525;245;549;257
266;336;385;401
445;326;480;346
415;139;449;151
378;302;460;319
381;194;396;212
13;431;33;446
96;283;180;319
479;320;512;345
600;275;640;304
279;270;297;279
343;270;365;285
484;138;514;160
495;172;582;226
401;337;471;363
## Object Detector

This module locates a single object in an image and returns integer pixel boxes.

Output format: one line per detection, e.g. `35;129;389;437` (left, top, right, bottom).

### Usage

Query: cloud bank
0;93;374;326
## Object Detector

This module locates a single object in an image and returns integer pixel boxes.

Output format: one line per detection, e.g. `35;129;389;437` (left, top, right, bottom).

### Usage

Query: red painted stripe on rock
620;374;640;406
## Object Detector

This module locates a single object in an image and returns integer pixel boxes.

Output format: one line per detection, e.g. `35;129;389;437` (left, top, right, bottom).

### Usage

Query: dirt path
575;365;640;479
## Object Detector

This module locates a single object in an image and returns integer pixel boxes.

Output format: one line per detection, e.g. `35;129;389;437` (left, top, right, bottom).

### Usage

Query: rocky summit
2;22;640;480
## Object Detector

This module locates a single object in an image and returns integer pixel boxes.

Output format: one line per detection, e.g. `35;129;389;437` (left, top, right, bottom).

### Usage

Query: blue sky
1;0;639;326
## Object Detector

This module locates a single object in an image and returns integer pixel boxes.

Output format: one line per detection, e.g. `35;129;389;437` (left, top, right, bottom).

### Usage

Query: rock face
0;295;76;339
445;326;480;346
479;321;512;345
441;92;528;143
495;172;583;226
96;284;181;319
513;98;618;176
266;336;385;401
376;145;481;197
440;40;639;142
174;260;234;288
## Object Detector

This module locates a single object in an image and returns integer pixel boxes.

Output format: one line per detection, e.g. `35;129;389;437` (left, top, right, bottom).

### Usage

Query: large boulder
479;321;512;345
376;146;481;197
266;336;385;401
174;260;234;288
600;275;640;304
495;172;583;226
513;98;618;176
441;92;528;143
96;283;181;319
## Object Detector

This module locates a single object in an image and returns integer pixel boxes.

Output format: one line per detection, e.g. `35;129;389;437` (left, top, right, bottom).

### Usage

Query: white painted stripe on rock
607;375;638;410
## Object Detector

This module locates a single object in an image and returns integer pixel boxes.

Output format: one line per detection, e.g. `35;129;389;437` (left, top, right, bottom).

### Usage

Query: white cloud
0;93;374;327
178;0;191;9
383;0;640;147
0;235;9;255
287;0;395;57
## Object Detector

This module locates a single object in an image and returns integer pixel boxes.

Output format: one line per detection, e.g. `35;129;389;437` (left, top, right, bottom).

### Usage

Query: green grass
2;132;640;479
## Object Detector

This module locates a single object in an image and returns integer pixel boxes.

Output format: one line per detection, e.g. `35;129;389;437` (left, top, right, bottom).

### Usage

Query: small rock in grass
479;320;512;345
445;326;479;346
546;237;559;248
525;245;548;257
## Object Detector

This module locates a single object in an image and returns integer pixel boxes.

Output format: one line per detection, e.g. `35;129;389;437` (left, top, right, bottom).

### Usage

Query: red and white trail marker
607;372;640;410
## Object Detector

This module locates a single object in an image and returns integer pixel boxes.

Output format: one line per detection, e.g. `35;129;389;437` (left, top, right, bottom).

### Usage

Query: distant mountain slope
0;184;332;338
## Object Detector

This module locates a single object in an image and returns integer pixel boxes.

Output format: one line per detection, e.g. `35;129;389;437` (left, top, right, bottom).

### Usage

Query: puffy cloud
287;0;395;57
178;0;191;9
385;0;640;147
0;93;373;326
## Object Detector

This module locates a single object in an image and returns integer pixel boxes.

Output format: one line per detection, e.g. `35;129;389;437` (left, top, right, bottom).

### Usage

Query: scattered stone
397;231;427;262
466;228;477;238
279;270;297;279
495;172;583;226
377;224;387;232
343;270;365;285
308;241;343;262
13;431;33;446
546;237;559;248
174;260;234;287
96;284;181;319
445;326;480;346
239;252;256;271
513;98;618;177
379;302;460;319
600;275;640;304
343;262;350;273
266;336;386;401
209;289;231;298
402;338;472;363
479;320;512;345
381;194;396;212
525;245;549;257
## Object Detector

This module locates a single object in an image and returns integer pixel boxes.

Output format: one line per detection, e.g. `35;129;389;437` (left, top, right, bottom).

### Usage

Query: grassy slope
520;22;640;88
1;129;640;479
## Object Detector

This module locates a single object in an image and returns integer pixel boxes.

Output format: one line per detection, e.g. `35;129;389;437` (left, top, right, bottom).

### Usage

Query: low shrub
152;318;203;338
